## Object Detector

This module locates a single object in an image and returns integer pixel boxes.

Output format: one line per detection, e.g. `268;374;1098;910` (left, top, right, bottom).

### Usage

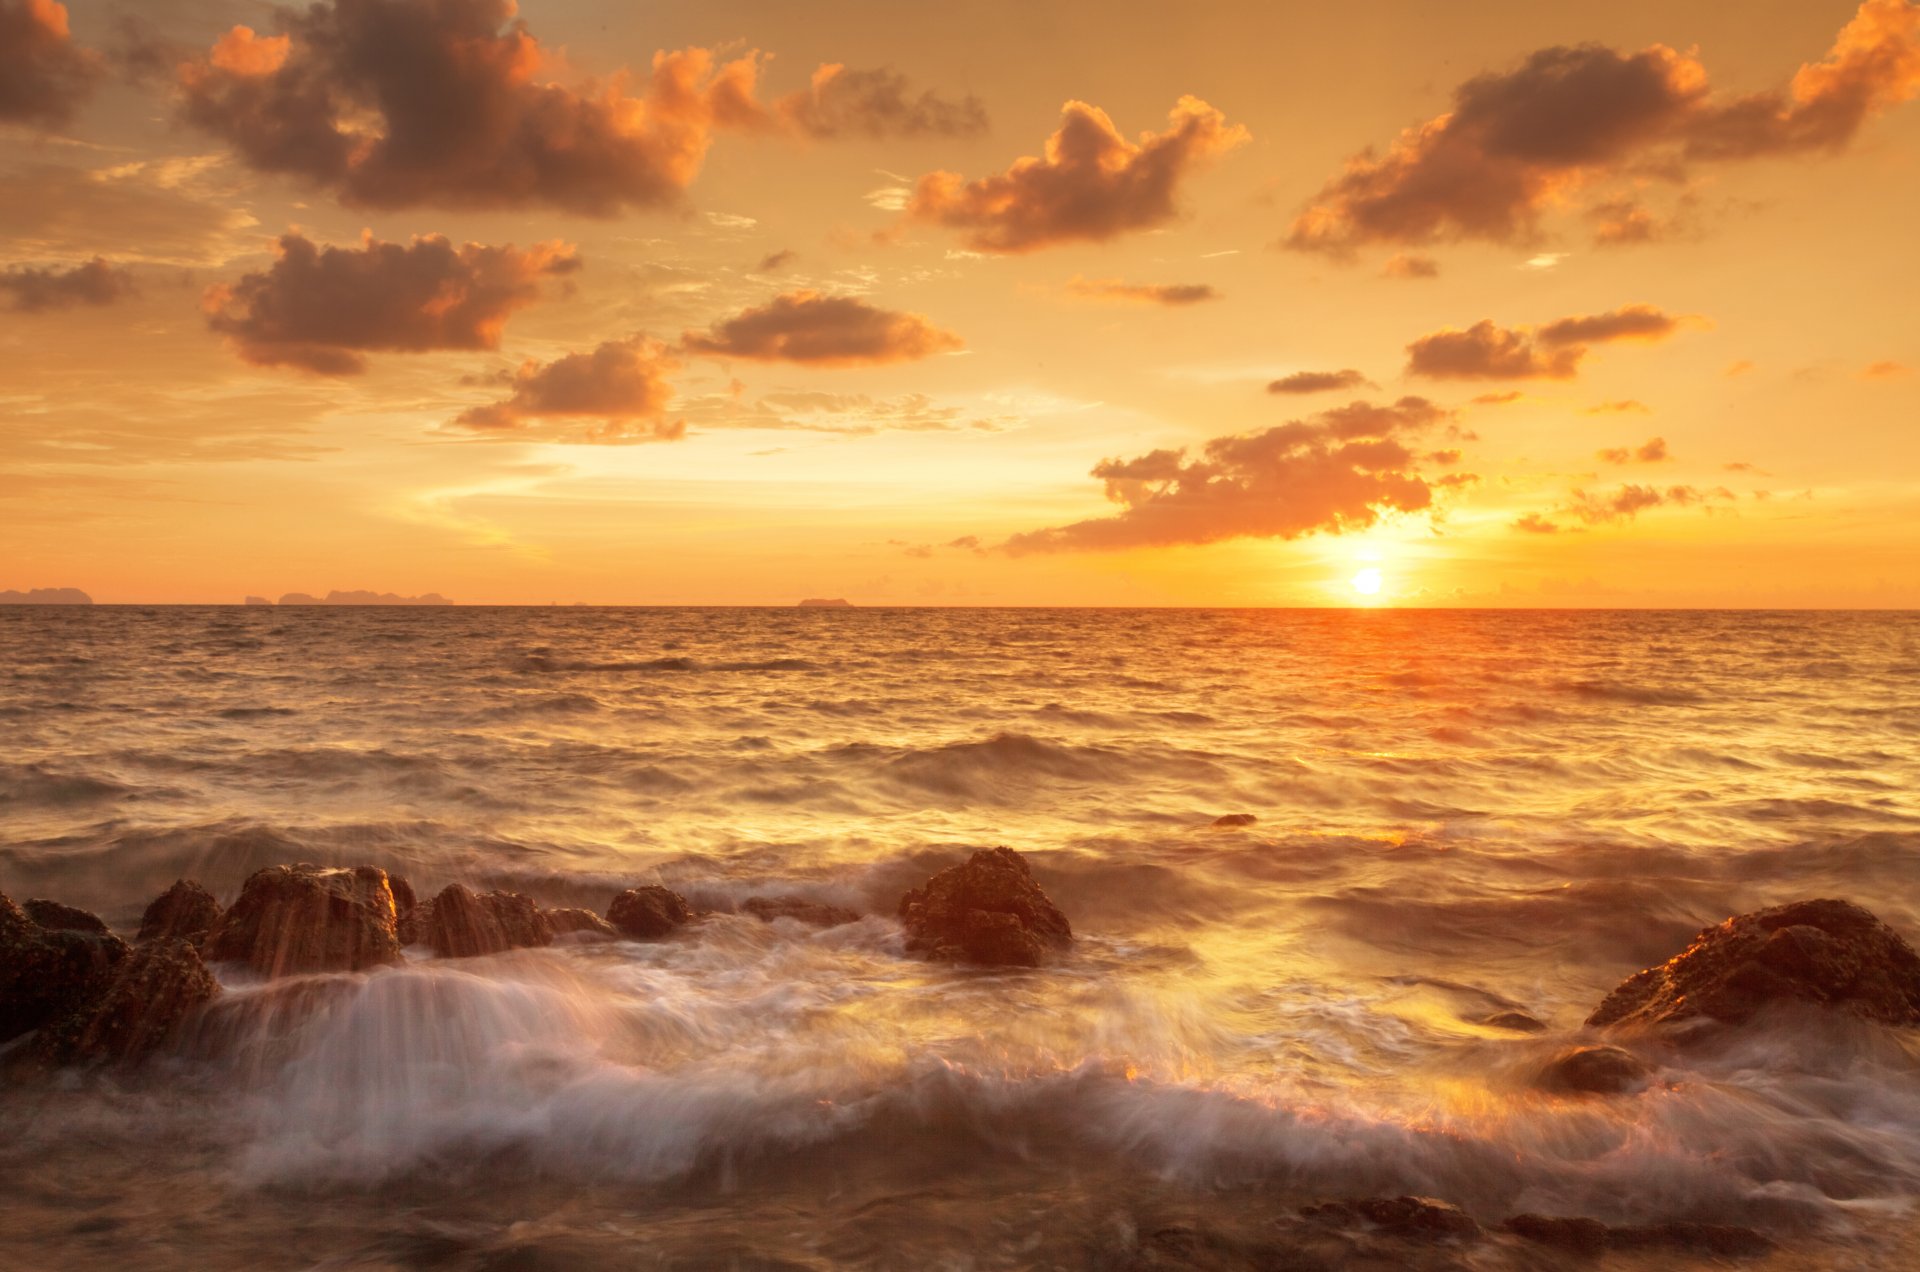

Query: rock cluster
608;885;692;939
425;884;553;958
206;864;406;977
897;846;1073;967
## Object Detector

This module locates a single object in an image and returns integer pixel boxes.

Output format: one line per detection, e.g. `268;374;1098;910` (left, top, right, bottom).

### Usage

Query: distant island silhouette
0;588;92;605
268;591;454;606
796;598;853;608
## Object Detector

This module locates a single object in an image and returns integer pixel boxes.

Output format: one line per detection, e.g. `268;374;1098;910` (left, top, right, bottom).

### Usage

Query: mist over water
3;606;1919;1269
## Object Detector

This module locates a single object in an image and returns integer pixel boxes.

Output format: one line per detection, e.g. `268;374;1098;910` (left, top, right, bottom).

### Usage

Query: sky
2;0;1917;607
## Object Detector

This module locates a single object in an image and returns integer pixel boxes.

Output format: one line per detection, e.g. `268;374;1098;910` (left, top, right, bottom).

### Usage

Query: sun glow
1351;567;1382;595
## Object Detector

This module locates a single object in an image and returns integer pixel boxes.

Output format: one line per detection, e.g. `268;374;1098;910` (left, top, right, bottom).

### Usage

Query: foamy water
3;606;1919;1269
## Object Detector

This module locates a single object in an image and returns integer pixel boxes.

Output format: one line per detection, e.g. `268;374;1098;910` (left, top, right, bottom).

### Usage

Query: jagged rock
897;847;1072;967
608;885;691;939
205;864;403;976
24;899;112;935
1211;813;1258;829
390;874;420;944
544;907;617;939
1;892;130;1043
32;938;220;1067
1302;1196;1481;1241
1482;1010;1546;1032
137;880;222;946
1538;1044;1652;1095
741;896;860;928
1503;1214;1772;1258
1588;898;1920;1030
426;884;553;958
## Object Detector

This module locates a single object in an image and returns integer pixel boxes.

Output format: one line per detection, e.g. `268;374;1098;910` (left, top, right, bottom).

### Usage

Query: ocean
3;605;1919;1269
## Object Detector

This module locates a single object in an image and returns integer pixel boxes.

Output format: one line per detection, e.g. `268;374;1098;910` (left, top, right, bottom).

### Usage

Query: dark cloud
178;1;768;214
772;64;987;138
1003;397;1463;553
1407;305;1685;380
1563;483;1736;524
1268;368;1370;395
1511;512;1562;534
753;249;797;273
206;232;577;375
1065;277;1219;305
1471;390;1524;406
1285;2;1920;256
1585;399;1653;415
0;258;134;312
1597;436;1669;463
0;0;101;126
1382;253;1440;279
1862;359;1911;378
682;291;962;365
454;336;683;442
907;96;1247;252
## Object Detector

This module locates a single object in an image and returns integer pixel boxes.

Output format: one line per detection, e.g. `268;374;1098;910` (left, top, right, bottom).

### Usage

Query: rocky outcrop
32;938;220;1067
545;907;617;939
24;899;112;934
137;880;222;946
205;864;403;976
425;884;553;958
1537;1044;1651;1095
1503;1214;1773;1257
1302;1197;1481;1241
1588;898;1920;1030
1;892;129;1043
897;847;1072;967
741;896;859;928
608;886;691;939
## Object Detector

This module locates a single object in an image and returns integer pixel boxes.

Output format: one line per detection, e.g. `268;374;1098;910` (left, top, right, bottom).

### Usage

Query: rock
425;884;553;958
897;847;1072;968
1587;898;1920;1030
204;864;404;976
24;899;112;935
1482;1010;1546;1032
1;892;130;1043
137;880;222;946
1502;1214;1772;1258
608;885;692;939
1538;1044;1652;1094
741;896;860;928
1302;1197;1481;1241
32;938;220;1067
1210;813;1258;829
544;907;617;940
1501;1214;1609;1256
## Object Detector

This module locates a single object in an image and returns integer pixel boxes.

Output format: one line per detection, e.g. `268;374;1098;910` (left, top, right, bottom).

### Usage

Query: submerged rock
1538;1044;1652;1095
897;847;1072;967
544;907;617;940
1210;813;1258;829
137;880;222;946
741;895;860;928
1482;1010;1546;1033
33;938;220;1067
1588;898;1920;1030
1;892;130;1043
1302;1196;1481;1241
24;899;112;935
426;884;553;958
205;864;403;976
608;885;692;939
1503;1214;1772;1257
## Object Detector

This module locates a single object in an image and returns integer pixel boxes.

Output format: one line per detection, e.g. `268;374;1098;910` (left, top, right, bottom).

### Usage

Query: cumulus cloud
907;96;1248;252
1284;1;1920;256
1268;368;1371;395
1511;512;1561;534
681;291;962;365
454;336;682;441
1406;304;1686;380
1597;436;1669;463
1003;397;1464;553
0;0;101;126
0;258;134;312
206;231;577;374
771;64;987;138
1065;277;1219;305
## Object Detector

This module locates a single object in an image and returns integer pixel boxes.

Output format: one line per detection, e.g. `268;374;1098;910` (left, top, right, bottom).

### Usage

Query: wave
0;760;141;807
514;652;821;674
1559;680;1708;706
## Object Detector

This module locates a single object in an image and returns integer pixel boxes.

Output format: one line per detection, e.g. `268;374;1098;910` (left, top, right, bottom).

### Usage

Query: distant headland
796;598;854;608
0;588;92;605
258;591;454;606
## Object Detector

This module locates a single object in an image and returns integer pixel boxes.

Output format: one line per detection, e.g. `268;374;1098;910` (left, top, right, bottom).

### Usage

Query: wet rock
1538;1044;1652;1094
741;895;860;928
1210;813;1258;829
425;884;553;958
608;885;692;939
32;938;220;1067
544;907;617;940
205;863;404;976
390;874;421;944
24;899;112;935
137;880;222;946
1502;1214;1772;1258
1;892;130;1043
1482;1010;1546;1032
1302;1196;1481;1241
1588;898;1920;1030
897;846;1072;968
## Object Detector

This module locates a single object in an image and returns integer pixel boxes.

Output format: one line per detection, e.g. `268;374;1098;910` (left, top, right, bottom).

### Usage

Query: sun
1351;567;1382;596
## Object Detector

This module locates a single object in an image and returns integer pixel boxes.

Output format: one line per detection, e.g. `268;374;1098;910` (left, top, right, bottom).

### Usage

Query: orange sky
3;0;1917;606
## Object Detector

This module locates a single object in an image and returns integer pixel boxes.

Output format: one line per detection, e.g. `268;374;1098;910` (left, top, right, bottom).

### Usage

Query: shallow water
3;606;1919;1269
